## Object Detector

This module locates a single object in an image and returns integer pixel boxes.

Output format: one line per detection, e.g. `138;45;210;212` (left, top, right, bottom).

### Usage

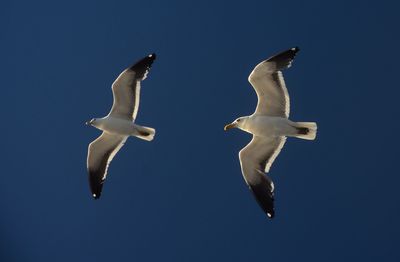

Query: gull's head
224;117;247;131
85;118;96;126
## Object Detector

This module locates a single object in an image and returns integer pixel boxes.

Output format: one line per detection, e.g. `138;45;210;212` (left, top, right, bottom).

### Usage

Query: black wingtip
92;193;101;200
267;46;300;71
90;186;102;200
129;53;157;79
88;172;104;200
248;173;275;219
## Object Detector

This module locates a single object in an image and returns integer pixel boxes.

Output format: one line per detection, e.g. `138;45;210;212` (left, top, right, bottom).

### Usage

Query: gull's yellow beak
224;122;236;131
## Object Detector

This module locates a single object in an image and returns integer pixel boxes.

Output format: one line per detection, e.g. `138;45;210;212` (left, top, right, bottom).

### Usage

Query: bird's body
225;47;317;218
90;116;154;139
237;115;300;138
86;53;156;199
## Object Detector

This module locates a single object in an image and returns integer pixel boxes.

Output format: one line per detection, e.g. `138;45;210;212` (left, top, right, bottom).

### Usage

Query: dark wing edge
266;47;299;71
109;53;156;119
248;47;298;117
88;146;115;199
248;170;275;218
239;136;285;219
129;53;156;80
87;133;126;199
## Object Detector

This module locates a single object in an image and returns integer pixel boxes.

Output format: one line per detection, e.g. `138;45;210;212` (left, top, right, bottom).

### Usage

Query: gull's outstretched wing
248;47;299;118
87;132;128;199
108;53;156;120
239;136;286;218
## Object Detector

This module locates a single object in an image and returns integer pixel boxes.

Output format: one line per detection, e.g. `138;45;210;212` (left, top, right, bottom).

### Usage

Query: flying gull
224;47;317;218
86;54;156;199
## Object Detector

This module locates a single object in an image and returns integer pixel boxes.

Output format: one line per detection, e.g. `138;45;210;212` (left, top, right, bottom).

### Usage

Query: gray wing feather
109;54;156;120
239;136;286;218
248;47;299;118
87;132;127;199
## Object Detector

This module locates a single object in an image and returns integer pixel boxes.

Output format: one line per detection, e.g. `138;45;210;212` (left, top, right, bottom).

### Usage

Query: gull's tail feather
294;122;317;140
134;126;155;141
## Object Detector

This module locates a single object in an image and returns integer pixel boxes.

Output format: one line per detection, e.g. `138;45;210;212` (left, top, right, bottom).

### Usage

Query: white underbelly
97;117;135;136
248;116;296;137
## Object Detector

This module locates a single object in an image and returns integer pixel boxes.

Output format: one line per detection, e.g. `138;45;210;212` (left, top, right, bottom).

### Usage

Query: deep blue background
1;0;399;261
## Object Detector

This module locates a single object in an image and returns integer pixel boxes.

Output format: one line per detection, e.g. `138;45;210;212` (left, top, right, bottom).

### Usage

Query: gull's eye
237;119;241;122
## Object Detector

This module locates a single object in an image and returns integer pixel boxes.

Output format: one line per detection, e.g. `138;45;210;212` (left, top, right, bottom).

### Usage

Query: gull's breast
97;117;135;136
247;116;294;137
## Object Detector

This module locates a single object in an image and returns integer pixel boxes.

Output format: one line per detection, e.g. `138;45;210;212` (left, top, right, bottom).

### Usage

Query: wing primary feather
248;171;275;218
87;133;126;199
266;47;299;71
88;147;115;199
239;136;285;218
248;47;297;117
129;53;156;80
109;53;156;119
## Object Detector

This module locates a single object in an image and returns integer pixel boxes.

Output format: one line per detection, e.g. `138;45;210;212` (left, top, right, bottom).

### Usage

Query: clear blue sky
1;0;399;261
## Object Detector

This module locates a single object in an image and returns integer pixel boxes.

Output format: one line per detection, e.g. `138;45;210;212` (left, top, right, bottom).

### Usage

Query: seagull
86;54;156;199
224;47;317;218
